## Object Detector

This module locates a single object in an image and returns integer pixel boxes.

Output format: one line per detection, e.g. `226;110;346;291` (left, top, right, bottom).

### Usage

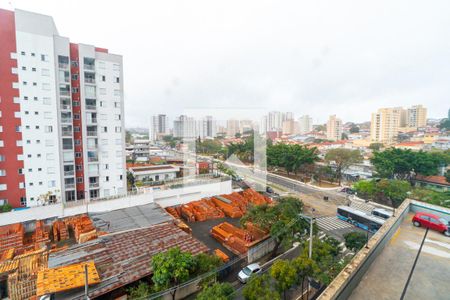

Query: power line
400;227;428;300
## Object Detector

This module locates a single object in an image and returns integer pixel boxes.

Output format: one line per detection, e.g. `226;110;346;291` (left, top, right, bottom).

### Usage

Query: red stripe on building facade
70;43;86;200
0;9;26;208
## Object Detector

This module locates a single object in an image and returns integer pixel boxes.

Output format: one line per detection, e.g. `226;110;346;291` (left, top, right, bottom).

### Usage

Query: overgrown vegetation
196;282;234;300
0;203;12;213
344;232;367;251
240;197;311;257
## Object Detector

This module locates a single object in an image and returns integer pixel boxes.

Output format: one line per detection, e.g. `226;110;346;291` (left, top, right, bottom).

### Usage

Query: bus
337;206;385;233
372;208;393;220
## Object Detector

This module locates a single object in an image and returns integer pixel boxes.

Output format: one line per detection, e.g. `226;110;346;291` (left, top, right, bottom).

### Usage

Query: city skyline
1;0;449;127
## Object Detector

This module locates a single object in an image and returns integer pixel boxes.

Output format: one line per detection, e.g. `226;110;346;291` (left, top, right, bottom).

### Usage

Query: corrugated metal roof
48;222;208;299
90;203;172;233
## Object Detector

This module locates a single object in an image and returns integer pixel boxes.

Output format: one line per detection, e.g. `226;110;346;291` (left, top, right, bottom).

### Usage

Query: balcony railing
64;170;74;176
62;130;72;137
60;90;70;96
87;144;98;150
59;63;69;69
84;64;95;71
89;182;99;188
61;117;72;123
63;145;73;150
87;131;97;136
85;105;96;110
65;183;75;189
85;78;96;84
88;156;98;162
60;104;71;110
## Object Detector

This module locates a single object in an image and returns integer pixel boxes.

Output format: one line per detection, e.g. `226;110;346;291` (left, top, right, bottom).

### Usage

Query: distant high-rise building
150;114;169;141
196;116;217;139
407;105;427;128
370;107;403;144
0;9;126;207
298;115;313;134
173;115;195;139
282;119;297;135
226;119;240;137
261;111;293;133
326;115;343;141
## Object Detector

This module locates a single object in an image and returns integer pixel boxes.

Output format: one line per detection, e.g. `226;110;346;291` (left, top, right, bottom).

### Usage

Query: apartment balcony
64;170;75;176
58;62;69;69
87;130;98;137
61;130;73;137
63;145;73;151
65;183;75;189
88;169;99;176
84;64;95;71
85;78;96;84
61;117;72;124
60;103;71;110
88;156;98;162
89;182;99;188
86;105;97;110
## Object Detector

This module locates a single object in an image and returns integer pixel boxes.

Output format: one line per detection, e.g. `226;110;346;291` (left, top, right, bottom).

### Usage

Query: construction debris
181;199;225;222
214;249;229;263
36;261;100;296
211;222;269;255
0;224;24;255
64;215;97;244
52;220;69;242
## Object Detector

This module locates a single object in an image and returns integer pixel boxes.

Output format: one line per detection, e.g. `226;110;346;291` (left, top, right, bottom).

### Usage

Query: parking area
189;217;242;258
349;213;450;300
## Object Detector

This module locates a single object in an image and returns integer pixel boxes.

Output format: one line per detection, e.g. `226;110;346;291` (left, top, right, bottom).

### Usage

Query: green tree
241;197;307;257
243;274;280;300
371;148;449;183
151;247;196;300
196;282;234;300
270;259;297;300
377;179;410;209
341;133;349;140
0;203;12;213
438;118;450;130
302;237;341;285
349;124;359;133
325;149;363;185
127;281;151;299
267;143;319;175
293;256;318;300
343;232;367;251
125;130;133;144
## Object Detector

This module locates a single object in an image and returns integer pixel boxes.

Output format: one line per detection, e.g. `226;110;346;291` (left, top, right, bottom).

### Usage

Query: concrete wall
318;199;411;300
154;180;232;208
0;179;232;226
318;198;450;300
248;237;276;263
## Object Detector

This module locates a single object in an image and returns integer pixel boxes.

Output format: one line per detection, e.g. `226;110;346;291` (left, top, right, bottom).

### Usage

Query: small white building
129;165;180;182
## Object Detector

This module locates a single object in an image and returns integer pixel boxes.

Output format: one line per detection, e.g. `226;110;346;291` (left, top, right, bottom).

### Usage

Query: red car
412;212;450;237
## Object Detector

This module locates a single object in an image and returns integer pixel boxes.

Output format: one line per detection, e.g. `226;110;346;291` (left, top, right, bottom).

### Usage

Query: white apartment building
0;9;125;207
298;115;313;134
326;115;343;141
150;114;169;141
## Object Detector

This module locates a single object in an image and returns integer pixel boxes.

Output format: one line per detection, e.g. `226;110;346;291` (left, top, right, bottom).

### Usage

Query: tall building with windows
298;115;313;134
370;107;402;144
0;9;126;208
407;105;427;128
150;114;169;141
326;115;343;141
173;115;196;139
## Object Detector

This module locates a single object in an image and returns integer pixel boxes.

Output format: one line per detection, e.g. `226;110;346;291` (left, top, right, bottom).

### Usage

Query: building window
73;101;80;106
24;96;28;100
41;54;49;62
75;152;82;158
102;75;106;81
20;197;26;206
0;170;6;176
72;87;79;93
74;114;80;120
72;74;78;80
71;60;78;67
22;66;26;70
32;67;36;72
77;177;83;183
105;176;109;182
21;51;25;55
74;126;80;132
34;96;38;101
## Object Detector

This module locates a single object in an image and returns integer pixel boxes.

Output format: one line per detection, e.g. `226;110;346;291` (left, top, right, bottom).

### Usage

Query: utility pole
84;263;90;300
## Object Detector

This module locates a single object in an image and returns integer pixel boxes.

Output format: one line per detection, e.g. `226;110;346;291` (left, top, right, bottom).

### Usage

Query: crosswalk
349;200;374;214
315;216;354;232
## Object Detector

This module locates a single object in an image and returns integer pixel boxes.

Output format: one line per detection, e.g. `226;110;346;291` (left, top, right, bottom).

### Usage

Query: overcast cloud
2;0;450;127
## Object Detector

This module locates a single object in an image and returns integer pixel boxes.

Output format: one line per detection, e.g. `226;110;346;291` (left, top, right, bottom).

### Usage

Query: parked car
238;263;262;283
412;212;450;237
266;186;274;194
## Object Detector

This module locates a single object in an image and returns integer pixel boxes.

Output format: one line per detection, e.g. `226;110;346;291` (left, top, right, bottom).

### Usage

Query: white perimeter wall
0;180;232;226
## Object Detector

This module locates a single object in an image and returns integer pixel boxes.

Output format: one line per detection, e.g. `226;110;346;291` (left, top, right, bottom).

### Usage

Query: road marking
316;216;354;232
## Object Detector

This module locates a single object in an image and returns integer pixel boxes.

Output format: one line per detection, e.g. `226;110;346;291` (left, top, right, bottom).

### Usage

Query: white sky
2;0;450;127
